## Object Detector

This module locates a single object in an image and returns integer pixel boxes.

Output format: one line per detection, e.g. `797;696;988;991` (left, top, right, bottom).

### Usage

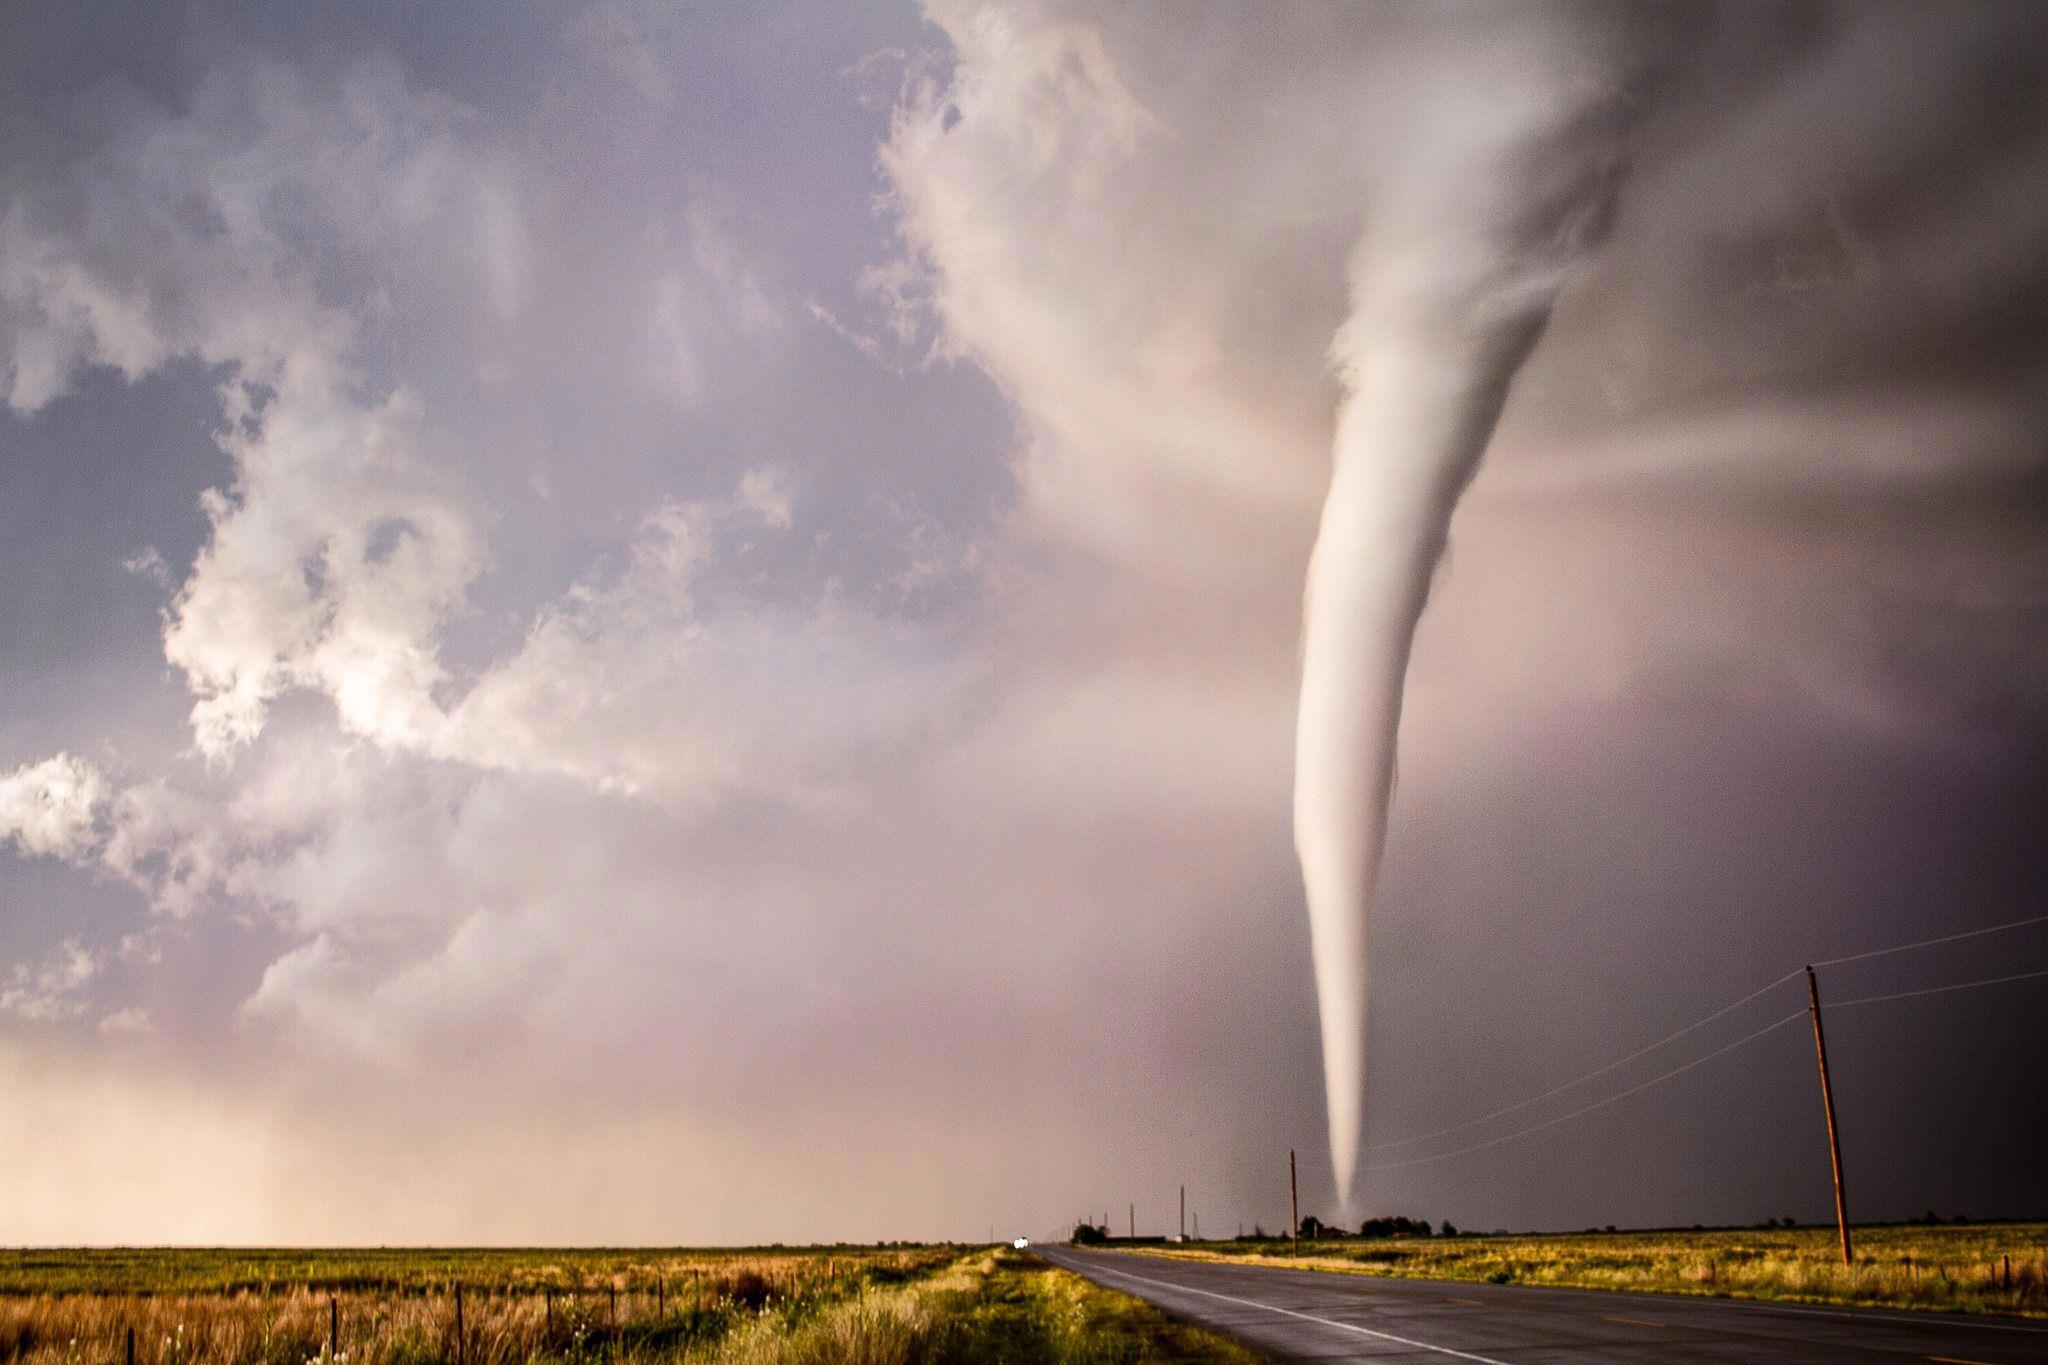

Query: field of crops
1133;1221;2048;1318
0;1246;1251;1363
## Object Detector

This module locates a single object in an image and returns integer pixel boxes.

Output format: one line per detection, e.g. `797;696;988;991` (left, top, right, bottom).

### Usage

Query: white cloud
687;203;782;341
0;753;106;861
737;468;795;528
877;2;1346;590
1;59;508;760
0;939;99;1022
1;0;2037;1244
121;546;171;588
436;480;948;800
97;1006;153;1036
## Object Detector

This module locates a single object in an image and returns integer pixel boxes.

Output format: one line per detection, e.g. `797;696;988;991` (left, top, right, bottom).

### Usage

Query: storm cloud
1;0;2044;1243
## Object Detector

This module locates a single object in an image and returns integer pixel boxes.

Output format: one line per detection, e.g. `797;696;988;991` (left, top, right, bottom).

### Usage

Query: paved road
1037;1245;2048;1363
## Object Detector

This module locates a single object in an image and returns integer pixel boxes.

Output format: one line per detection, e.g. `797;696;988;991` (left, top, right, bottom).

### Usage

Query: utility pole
1193;1211;1200;1240
1179;1185;1186;1241
1129;1203;1134;1239
1805;965;1852;1266
1289;1149;1299;1251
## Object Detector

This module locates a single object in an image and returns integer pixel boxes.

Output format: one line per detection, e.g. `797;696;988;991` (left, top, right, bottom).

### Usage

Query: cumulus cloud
411;469;945;805
0;940;99;1022
0;753;105;860
96;1006;152;1036
1;0;2043;1241
1;58;510;759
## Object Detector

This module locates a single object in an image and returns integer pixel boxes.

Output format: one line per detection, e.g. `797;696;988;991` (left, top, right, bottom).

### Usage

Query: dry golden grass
0;1249;941;1363
1132;1222;2048;1318
0;1248;1252;1363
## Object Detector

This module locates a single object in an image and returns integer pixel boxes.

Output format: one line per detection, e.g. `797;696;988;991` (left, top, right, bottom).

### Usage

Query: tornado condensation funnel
1292;9;1682;1203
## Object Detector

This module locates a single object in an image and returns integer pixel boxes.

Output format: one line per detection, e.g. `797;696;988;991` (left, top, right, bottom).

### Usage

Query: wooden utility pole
1805;966;1852;1266
1129;1203;1135;1239
1179;1185;1186;1241
1289;1149;1299;1251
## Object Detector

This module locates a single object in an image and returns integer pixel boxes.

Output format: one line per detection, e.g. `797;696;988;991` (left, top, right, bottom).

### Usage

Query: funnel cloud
1297;6;1689;1204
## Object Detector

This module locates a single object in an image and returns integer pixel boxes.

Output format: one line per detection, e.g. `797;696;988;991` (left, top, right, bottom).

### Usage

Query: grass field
1128;1222;2048;1318
0;1246;1255;1363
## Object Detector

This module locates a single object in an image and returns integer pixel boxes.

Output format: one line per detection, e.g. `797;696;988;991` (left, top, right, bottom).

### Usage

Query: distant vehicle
1013;1237;1030;1249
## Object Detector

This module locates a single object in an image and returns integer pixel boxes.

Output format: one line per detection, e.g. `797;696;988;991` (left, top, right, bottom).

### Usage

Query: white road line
1054;1253;1515;1365
1094;1253;2048;1341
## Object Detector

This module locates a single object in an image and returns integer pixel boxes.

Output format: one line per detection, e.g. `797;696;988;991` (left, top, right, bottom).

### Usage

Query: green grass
1126;1222;2048;1318
0;1247;1258;1363
0;1247;943;1297
909;1250;1260;1363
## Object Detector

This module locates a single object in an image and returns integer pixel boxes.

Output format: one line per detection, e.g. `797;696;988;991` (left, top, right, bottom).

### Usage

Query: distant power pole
1193;1211;1200;1240
1129;1203;1135;1239
1289;1149;1300;1250
1805;965;1853;1266
1180;1184;1186;1241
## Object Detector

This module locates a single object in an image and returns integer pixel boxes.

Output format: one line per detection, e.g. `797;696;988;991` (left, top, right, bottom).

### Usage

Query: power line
1368;1010;1808;1172
1367;913;2048;1154
1368;959;2046;1172
1365;968;1804;1152
1810;911;2048;969
1830;965;2048;1008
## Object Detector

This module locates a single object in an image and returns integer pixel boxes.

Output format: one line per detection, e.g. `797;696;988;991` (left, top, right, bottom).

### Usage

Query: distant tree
1439;1222;1459;1238
1070;1222;1107;1245
1356;1215;1431;1239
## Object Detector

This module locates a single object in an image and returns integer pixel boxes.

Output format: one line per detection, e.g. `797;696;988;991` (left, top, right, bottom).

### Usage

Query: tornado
1294;9;1687;1203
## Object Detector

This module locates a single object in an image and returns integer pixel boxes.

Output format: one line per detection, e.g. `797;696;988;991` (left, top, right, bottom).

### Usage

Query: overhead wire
1361;913;2048;1170
1829;965;2048;1008
1809;910;2048;968
1367;1009;1810;1171
1363;968;1804;1152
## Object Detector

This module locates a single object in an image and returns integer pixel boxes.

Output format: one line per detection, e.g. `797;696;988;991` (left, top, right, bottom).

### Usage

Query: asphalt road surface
1037;1245;2048;1363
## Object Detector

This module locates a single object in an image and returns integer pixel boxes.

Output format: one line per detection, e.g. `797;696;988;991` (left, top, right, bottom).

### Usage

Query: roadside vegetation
0;1246;1257;1363
1127;1221;2048;1318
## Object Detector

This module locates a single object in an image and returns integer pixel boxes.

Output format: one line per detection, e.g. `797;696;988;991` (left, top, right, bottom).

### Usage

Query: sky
1;0;2045;1245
